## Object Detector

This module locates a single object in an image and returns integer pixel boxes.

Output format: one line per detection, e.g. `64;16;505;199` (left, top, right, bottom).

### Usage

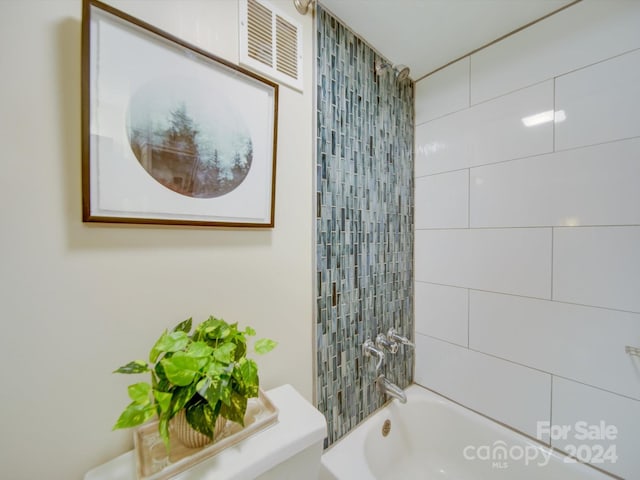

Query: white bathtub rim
321;383;619;479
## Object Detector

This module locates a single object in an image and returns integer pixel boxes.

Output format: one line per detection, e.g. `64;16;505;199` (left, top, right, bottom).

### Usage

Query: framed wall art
82;0;279;227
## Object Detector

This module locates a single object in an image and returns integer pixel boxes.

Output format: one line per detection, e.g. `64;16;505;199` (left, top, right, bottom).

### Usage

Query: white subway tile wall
415;57;469;125
553;378;640;480
469;290;640;400
470;139;640;228
415;334;552;440
414;282;468;347
555;48;640;151
553;226;640;313
415;80;553;176
415;228;552;299
469;0;640;104
415;1;640;476
415;170;468;229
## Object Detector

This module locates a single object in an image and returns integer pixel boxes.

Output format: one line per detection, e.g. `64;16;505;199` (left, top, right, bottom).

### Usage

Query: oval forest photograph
126;77;253;199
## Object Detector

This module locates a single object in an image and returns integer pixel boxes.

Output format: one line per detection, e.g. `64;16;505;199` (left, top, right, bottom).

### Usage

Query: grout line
311;5;320;410
413;280;640;315
415;77;551;126
468;56;471;107
466;347;552;376
420;331;640;403
417;226;547;231
415;223;640;231
414;0;582;83
467;288;471;348
550;228;554;301
467;168;471;229
554;45;640;81
414;134;640;179
418;332;553;376
415;105;469;127
554;134;640;153
550;374;640;404
552;77;556;152
549;375;554;443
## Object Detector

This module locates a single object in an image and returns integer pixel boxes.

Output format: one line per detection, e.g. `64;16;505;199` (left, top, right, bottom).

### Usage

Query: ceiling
319;0;577;80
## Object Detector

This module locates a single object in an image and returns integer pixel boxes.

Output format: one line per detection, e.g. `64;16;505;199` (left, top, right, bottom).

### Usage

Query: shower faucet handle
387;328;414;348
363;339;385;371
626;345;640;357
376;333;398;354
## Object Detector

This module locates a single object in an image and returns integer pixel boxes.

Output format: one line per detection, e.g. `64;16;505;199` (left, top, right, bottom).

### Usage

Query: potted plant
112;315;277;449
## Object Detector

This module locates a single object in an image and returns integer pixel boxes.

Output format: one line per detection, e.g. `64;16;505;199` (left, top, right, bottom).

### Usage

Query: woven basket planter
170;410;227;449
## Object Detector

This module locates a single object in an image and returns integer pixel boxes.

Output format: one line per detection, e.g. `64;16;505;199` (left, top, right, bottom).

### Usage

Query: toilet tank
85;384;327;480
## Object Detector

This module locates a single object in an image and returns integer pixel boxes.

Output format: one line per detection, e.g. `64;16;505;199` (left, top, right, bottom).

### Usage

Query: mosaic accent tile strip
316;5;414;448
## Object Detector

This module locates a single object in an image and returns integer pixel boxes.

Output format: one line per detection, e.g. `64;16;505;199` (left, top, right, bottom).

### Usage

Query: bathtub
320;384;612;479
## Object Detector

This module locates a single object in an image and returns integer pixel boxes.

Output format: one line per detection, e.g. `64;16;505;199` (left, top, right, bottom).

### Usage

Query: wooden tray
133;390;278;480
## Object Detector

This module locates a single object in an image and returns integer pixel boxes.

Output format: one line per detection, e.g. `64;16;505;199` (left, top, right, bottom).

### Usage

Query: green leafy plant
112;316;277;449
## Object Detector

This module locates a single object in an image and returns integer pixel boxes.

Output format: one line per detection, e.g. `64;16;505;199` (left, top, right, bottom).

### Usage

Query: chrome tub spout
376;374;407;404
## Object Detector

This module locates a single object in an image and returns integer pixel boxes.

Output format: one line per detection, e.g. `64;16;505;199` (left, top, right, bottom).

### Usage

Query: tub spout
376;374;407;404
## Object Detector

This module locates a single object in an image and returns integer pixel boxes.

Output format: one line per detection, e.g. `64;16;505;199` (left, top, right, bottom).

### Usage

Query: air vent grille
240;0;303;91
275;15;298;79
247;0;273;67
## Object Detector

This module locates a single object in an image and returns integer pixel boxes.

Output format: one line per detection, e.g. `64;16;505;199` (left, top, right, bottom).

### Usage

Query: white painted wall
414;1;640;478
0;1;314;479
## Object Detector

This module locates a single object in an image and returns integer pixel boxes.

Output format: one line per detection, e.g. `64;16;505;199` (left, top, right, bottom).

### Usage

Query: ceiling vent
240;0;303;92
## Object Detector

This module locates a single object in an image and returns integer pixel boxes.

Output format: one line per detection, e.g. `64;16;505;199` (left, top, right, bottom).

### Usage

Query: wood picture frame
82;0;278;227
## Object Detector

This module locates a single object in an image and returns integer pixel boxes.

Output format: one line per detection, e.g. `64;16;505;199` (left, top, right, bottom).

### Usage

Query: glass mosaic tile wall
316;5;414;447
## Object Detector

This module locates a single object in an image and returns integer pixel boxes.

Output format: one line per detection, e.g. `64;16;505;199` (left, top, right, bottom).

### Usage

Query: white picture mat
88;5;276;224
